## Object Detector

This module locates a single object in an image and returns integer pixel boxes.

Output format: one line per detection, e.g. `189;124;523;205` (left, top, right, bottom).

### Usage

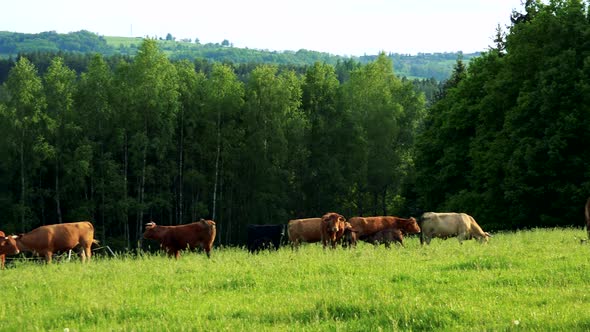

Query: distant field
104;36;144;47
2;228;588;331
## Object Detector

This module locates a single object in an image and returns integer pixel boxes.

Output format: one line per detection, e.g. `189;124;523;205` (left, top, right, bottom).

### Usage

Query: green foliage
0;31;476;81
342;53;425;216
0;229;588;331
413;0;590;230
0;38;426;245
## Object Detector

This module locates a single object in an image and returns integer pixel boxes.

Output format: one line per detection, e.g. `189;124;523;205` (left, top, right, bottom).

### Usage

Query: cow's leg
331;238;337;250
321;236;328;250
166;248;177;258
84;244;92;262
203;244;212;258
44;251;53;264
1;255;4;269
457;232;467;244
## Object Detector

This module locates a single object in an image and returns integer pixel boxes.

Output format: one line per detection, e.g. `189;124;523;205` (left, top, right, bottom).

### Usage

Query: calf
143;219;216;259
360;228;404;248
340;222;358;249
247;224;285;253
420;212;490;245
0;222;97;263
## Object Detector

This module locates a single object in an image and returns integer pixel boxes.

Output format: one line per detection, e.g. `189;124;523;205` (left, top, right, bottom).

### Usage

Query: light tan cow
420;212;490;245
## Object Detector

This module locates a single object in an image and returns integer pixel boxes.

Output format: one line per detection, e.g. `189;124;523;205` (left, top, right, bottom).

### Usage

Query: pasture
0;228;589;331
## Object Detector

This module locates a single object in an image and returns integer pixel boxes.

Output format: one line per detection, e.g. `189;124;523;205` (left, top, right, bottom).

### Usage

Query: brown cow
288;213;346;249
143;219;216;259
320;212;346;249
288;217;322;248
585;197;590;239
348;216;421;239
0;221;97;263
0;231;20;269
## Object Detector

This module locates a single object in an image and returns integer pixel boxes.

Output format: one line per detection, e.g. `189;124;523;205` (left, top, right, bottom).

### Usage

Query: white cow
420;212;491;245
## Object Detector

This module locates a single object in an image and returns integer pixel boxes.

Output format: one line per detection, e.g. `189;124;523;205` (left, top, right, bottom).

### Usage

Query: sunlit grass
1;228;589;331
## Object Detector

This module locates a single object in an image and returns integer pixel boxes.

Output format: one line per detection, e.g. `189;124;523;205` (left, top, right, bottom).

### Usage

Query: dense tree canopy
0;41;425;248
414;0;590;230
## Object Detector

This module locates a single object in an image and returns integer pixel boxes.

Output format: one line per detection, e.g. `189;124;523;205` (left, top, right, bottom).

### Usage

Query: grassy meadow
1;228;589;331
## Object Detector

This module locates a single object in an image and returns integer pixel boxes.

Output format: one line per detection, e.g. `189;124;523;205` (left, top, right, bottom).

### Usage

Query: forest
0;0;589;249
0;30;477;81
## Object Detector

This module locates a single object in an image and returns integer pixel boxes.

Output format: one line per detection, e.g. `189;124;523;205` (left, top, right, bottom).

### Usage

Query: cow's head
143;221;158;239
478;232;492;243
321;212;346;237
0;235;20;255
402;217;421;234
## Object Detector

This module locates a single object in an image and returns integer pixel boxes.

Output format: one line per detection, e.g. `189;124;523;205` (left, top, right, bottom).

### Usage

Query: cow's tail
92;239;100;246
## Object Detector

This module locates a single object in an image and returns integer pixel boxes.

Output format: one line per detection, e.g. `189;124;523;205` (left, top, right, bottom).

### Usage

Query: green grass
1;228;589;331
103;36;143;47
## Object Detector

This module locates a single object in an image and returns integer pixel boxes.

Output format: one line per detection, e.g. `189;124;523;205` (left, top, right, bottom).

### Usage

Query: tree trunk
178;108;184;224
123;131;130;249
137;125;148;246
212;110;221;220
55;157;63;223
20;130;25;232
381;186;387;216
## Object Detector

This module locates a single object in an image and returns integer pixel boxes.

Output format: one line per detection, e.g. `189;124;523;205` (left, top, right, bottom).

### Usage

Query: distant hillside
0;30;479;80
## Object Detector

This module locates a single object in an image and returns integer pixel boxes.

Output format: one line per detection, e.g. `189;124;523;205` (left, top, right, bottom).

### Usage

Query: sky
1;0;525;56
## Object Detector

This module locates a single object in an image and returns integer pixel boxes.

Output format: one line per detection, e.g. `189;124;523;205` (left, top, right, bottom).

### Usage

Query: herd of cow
0;210;499;269
247;211;491;253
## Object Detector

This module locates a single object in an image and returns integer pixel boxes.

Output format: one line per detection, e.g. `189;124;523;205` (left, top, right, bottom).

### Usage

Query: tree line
1;0;588;249
0;30;477;80
0;40;424;249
